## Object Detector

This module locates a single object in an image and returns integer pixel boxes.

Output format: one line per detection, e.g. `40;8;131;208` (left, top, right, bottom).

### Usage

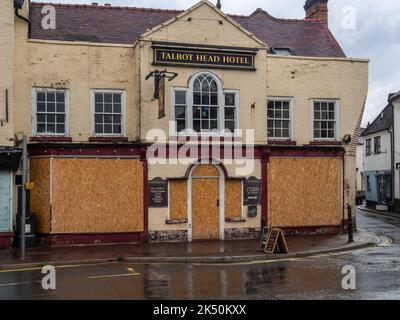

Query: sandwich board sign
260;227;271;250
264;228;289;254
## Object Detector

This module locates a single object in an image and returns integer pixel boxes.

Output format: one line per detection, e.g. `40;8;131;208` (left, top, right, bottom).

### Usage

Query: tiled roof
29;2;346;58
361;104;393;137
389;91;400;102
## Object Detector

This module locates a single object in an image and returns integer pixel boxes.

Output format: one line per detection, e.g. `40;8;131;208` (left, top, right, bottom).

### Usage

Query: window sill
310;141;342;146
268;140;297;146
166;219;188;225
225;217;247;223
30;136;73;143
170;136;243;142
88;137;129;143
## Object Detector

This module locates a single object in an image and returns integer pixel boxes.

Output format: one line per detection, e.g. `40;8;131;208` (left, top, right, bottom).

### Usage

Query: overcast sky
44;0;400;126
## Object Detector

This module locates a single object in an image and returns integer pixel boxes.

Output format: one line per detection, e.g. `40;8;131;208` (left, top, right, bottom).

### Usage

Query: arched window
172;72;239;135
192;74;219;133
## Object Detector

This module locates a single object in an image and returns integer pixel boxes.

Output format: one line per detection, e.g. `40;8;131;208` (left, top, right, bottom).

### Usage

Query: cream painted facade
0;0;15;146
0;0;369;245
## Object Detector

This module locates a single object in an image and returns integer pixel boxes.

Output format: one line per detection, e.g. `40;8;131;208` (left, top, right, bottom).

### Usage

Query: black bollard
347;204;354;243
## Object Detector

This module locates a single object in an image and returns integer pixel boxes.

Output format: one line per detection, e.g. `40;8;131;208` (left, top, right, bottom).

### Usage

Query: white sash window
172;72;239;136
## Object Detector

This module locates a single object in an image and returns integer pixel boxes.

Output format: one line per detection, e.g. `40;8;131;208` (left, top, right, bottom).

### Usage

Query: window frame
90;89;127;137
311;99;340;141
267;96;294;141
374;136;382;154
171;72;240;137
32;88;70;137
366;138;372;156
222;89;240;136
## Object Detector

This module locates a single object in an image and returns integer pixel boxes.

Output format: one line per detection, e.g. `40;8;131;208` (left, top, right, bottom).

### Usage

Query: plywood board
268;158;341;227
51;158;144;234
169;180;187;220
192;178;219;240
225;179;242;219
192;165;220;177
29;158;51;233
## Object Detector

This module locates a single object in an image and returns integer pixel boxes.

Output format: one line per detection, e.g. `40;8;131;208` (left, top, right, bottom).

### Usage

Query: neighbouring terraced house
0;0;368;248
361;91;400;211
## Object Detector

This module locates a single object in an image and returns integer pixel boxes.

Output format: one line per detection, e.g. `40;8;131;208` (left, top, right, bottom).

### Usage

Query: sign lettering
153;47;256;70
149;178;168;208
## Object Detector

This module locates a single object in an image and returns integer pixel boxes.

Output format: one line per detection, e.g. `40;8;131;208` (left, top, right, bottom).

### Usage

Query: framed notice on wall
158;76;166;119
243;177;262;206
149;178;168;208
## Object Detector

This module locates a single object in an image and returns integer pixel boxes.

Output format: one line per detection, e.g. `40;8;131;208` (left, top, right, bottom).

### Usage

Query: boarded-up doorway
191;165;221;240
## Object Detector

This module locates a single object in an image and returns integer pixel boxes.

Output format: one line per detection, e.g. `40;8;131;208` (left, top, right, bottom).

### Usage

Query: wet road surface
0;210;399;300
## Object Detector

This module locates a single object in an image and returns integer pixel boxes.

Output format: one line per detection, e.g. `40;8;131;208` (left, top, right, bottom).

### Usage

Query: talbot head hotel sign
153;43;257;70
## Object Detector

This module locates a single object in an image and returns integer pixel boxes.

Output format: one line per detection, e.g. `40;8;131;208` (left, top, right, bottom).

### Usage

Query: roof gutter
14;3;31;37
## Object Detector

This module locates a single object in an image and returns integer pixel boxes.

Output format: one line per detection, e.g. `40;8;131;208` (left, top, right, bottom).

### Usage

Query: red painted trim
270;148;343;158
28;144;142;157
147;144;263;160
0;232;14;249
261;149;269;228
309;141;342;146
141;146;149;243
43;232;144;246
30;136;73;143
268;140;297;146
27;143;343;159
88;137;129;143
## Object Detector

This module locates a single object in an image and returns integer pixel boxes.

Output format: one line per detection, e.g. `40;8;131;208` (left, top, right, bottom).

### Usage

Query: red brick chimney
304;0;328;23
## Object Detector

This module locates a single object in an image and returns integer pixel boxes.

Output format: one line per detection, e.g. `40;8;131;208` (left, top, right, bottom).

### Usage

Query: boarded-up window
268;158;341;227
225;179;242;219
169;180;187;221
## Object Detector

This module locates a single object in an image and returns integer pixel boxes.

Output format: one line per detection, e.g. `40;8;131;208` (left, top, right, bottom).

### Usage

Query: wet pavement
0;228;370;267
0;210;399;300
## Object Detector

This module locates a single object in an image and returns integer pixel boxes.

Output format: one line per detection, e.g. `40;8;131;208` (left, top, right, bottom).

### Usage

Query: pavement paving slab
0;227;378;270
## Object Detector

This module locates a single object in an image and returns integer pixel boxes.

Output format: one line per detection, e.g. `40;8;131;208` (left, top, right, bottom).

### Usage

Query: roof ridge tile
31;2;183;13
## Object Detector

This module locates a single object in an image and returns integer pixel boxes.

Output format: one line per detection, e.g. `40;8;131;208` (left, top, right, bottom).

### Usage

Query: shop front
0;149;21;248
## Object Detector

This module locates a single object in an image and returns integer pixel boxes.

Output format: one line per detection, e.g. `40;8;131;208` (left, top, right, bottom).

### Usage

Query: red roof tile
29;2;345;58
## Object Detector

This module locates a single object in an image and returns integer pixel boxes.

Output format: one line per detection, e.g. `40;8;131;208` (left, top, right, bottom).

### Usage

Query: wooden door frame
187;164;225;242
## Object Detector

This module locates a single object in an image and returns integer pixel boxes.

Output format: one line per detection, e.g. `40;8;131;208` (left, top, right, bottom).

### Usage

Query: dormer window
271;48;295;56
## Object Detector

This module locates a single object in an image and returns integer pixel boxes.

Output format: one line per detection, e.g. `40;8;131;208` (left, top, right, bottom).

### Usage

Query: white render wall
393;99;400;200
356;142;364;191
363;130;392;173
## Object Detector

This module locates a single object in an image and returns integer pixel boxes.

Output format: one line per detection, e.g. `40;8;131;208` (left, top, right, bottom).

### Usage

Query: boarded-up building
0;0;368;246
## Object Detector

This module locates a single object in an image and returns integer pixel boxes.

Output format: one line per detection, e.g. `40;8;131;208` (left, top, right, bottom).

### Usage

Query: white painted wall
363;130;392;173
356;140;364;191
393;98;400;200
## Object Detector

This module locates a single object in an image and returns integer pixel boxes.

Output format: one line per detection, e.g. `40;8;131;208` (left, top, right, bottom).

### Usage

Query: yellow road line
88;267;140;279
0;262;119;274
89;273;140;279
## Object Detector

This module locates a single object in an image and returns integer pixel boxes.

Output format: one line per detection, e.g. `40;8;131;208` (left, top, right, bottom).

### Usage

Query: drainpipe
14;4;32;37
